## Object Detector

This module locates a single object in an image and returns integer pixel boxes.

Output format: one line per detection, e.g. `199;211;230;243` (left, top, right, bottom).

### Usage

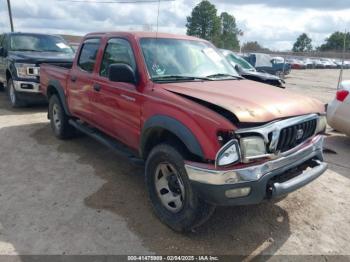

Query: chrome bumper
185;135;325;186
13;80;40;93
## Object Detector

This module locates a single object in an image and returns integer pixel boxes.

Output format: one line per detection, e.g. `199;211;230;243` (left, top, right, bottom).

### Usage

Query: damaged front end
184;113;328;206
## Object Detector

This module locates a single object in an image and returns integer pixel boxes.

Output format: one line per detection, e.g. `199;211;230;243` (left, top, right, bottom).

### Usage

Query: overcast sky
0;0;350;50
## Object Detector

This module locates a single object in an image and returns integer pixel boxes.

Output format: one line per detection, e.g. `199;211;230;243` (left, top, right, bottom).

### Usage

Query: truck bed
40;63;72;97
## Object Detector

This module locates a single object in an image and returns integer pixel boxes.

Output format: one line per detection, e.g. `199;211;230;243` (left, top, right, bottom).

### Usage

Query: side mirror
234;64;243;74
108;63;137;84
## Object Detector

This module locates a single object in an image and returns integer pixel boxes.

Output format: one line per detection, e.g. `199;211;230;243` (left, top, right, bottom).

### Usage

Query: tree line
186;0;349;53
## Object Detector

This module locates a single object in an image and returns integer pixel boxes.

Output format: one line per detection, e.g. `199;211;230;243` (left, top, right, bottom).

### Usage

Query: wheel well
142;128;202;162
47;85;59;99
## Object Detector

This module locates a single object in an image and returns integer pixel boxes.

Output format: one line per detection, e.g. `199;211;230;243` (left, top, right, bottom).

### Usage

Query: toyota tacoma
40;32;328;232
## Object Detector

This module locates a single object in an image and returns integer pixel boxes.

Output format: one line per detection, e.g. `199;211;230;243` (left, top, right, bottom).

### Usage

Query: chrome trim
235;114;319;153
12;80;40;93
186;135;324;186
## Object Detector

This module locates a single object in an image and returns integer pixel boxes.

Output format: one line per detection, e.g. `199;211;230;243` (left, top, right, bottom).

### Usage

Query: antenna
151;0;161;91
156;0;160;37
337;29;347;89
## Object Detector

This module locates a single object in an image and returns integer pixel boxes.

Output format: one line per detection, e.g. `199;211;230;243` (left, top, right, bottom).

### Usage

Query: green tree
242;41;268;52
218;12;240;50
319;31;350;51
186;0;221;45
292;33;313;52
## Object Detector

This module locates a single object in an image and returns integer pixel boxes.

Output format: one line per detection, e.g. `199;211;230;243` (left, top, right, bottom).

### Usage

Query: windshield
226;53;255;71
9;34;74;54
254;54;273;67
140;38;239;81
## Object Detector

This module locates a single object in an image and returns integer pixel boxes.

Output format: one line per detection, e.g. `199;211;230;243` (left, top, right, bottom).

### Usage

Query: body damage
163;80;325;123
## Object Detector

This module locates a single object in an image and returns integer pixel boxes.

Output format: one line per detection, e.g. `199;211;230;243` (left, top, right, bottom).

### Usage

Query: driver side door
91;38;141;150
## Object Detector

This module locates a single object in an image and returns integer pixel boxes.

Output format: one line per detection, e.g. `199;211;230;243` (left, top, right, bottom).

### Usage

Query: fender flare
140;115;205;159
47;79;72;116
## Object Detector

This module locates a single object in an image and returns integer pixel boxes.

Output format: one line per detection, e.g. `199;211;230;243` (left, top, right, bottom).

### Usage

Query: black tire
7;79;24;107
48;95;75;139
145;144;215;232
0;82;4;92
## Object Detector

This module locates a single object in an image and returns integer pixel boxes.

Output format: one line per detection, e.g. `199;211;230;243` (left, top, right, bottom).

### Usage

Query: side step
69;120;144;166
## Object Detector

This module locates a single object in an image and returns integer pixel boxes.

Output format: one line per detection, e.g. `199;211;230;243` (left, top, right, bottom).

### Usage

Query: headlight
14;63;39;78
240;136;266;162
216;140;240;167
315;115;327;134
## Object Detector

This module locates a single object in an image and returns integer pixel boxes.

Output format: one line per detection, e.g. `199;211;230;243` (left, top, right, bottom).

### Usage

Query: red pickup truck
40;32;328;232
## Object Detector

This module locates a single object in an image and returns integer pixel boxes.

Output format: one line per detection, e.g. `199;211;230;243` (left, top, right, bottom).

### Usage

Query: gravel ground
0;69;349;257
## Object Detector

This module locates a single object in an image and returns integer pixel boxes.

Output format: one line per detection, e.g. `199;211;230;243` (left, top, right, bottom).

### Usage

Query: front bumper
185;135;327;206
12;80;46;103
13;80;40;93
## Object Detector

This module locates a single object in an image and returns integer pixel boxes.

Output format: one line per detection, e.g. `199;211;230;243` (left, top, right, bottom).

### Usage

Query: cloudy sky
1;0;350;50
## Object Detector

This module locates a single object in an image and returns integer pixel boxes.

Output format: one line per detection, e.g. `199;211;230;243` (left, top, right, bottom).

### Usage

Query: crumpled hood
8;51;74;63
163;79;324;123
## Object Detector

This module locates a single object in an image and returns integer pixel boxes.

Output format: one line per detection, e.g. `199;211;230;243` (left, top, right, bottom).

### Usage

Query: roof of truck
85;31;206;41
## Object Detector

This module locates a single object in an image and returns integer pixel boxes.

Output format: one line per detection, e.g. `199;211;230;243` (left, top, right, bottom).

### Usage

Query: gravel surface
0;69;349;256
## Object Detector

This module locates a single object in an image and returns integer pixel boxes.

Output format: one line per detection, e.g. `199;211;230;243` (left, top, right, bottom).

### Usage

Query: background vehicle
301;58;314;69
40;32;327;232
327;80;350;136
286;58;306;70
320;58;337;69
0;32;74;107
221;49;284;87
311;59;323;69
242;53;291;77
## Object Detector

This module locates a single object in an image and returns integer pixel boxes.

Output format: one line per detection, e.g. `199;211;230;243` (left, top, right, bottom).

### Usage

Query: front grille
276;119;317;152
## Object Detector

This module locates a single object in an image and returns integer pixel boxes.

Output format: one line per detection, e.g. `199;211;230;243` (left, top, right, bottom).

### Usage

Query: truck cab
0;32;74;107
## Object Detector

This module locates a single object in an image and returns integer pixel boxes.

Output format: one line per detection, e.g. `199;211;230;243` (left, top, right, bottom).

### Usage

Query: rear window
78;38;101;73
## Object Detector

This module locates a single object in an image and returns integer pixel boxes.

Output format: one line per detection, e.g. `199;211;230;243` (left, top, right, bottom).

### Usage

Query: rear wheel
145;144;215;232
49;95;75;139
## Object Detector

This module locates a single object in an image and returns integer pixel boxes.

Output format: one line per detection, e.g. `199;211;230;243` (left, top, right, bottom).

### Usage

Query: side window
100;38;136;77
78;38;100;73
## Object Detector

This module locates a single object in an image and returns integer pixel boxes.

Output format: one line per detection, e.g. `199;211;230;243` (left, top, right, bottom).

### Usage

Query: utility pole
337;30;347;89
7;0;14;32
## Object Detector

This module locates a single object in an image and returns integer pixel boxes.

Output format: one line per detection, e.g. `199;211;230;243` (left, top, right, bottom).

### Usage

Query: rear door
67;38;101;123
91;37;142;149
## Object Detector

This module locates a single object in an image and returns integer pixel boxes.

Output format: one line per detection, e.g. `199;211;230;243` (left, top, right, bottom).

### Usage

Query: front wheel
7;79;24;107
145;144;215;232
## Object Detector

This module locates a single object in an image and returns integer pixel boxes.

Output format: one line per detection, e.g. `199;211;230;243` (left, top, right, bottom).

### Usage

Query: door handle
93;83;101;92
70;75;77;82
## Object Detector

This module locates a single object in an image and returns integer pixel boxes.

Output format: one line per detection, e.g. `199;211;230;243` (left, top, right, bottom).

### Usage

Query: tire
145;144;215;232
7;79;24;107
48;95;75;139
0;82;4;92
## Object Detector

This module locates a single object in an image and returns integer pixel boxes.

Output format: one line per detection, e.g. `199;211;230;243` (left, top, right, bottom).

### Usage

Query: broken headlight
240;136;266;162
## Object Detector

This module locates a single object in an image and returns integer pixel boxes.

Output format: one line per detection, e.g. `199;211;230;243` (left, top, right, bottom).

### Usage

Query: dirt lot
0;69;349;256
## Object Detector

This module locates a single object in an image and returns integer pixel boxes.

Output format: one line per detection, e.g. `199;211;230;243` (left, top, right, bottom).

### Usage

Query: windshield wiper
152;75;212;82
206;73;243;80
12;49;38;52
